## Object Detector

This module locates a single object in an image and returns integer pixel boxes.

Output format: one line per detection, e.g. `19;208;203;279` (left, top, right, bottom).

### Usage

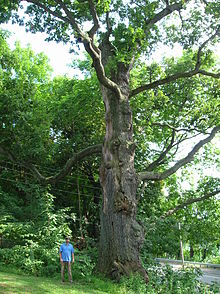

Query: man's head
65;236;70;244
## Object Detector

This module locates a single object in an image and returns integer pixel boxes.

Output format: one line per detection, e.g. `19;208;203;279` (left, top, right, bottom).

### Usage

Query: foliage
137;173;220;261
131;51;220;173
120;274;147;293
72;247;97;279
0;191;73;276
0;29;52;162
0;28;104;163
171;176;220;261
1;261;219;294
141;217;180;259
122;265;219;294
209;256;220;265
0;31;103;243
120;264;220;294
47;74;104;156
0;0;219;283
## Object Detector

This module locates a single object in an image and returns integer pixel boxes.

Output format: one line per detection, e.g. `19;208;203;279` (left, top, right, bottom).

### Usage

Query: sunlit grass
0;267;125;294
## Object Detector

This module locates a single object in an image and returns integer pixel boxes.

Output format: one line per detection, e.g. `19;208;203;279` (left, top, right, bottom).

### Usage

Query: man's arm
71;246;75;263
59;252;63;262
59;248;63;262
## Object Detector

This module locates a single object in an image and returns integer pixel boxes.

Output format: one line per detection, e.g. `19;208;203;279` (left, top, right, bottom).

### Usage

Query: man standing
59;236;74;283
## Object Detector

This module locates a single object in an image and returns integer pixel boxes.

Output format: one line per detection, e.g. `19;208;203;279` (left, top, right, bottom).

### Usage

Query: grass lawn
0;267;125;294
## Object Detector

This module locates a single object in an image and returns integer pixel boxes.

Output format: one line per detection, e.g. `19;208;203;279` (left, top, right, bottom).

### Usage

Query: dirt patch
0;283;8;289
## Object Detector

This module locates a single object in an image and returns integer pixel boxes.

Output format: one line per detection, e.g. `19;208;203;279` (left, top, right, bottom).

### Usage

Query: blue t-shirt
59;243;74;262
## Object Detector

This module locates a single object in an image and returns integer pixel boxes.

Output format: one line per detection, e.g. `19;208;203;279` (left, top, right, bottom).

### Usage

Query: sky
1;20;219;78
0;21;184;78
1;22;78;77
0;2;219;77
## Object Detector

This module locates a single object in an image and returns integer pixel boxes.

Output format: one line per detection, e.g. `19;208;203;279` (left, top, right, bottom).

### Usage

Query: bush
208;256;220;264
0;192;73;276
0;241;58;276
0;191;98;278
119;264;219;294
120;274;146;294
0;240;97;278
145;264;202;293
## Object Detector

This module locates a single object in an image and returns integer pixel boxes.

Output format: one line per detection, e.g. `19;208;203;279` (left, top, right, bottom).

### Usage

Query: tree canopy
0;0;219;282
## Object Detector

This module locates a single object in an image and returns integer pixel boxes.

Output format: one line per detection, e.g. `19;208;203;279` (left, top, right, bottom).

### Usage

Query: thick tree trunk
96;65;148;282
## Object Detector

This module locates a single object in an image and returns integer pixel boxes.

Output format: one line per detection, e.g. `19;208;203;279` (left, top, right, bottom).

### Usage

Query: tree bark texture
97;65;148;282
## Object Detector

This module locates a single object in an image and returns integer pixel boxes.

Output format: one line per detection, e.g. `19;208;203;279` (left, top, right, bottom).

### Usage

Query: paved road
159;262;220;285
198;268;220;285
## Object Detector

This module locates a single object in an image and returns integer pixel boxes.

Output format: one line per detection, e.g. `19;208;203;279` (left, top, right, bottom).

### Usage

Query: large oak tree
0;0;219;281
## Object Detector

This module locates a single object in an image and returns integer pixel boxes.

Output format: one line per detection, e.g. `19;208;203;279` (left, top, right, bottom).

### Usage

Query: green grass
0;266;125;294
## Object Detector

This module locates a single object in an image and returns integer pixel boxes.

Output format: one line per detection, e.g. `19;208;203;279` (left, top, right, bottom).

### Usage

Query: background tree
0;31;105;243
0;0;219;281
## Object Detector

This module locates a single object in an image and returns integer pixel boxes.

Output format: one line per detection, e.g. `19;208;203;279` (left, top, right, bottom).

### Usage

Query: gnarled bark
97;65;148;282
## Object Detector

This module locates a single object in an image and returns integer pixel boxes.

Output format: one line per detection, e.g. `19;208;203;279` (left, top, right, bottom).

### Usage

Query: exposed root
111;260;149;283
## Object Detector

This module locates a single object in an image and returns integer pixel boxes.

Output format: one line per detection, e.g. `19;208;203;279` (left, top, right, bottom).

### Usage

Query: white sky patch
177;134;220;188
0;22;82;77
0;18;185;78
152;43;183;62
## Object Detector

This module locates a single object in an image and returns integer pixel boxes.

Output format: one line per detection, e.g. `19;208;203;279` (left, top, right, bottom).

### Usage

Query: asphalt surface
198;267;220;285
160;262;220;285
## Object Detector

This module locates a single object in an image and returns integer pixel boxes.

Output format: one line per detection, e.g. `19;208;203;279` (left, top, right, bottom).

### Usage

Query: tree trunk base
96;259;149;283
111;260;149;283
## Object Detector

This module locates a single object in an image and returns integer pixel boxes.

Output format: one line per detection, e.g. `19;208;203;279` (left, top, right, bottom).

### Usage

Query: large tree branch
130;29;220;98
162;190;220;217
55;0;121;96
197;69;220;79
0;144;102;184
152;122;210;135
130;69;220;97
106;11;112;37
138;125;220;181
53;0;119;94
130;69;220;98
130;70;198;97
23;0;121;96
195;29;220;70
88;0;100;39
146;129;175;171
131;1;187;64
25;0;69;23
54;0;88;38
145;2;185;30
83;42;122;97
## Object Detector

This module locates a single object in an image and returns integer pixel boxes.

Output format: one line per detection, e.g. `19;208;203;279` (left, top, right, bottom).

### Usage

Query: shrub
119;264;219;294
71;247;97;279
208;256;220;264
0;192;74;276
120;274;146;294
